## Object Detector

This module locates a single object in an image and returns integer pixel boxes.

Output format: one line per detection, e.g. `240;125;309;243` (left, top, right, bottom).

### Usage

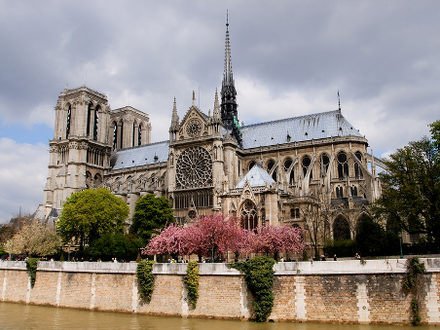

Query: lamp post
398;231;403;259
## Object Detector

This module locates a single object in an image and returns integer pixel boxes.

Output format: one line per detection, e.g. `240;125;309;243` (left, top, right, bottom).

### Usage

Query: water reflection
0;302;437;330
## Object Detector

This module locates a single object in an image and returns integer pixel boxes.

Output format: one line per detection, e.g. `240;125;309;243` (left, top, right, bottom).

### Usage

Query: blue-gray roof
112;141;169;170
240;110;362;149
235;163;275;189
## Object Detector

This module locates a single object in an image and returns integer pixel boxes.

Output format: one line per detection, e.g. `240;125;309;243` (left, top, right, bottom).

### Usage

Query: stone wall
1;258;440;324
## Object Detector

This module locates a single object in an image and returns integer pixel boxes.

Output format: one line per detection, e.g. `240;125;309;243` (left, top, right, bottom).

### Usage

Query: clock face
176;146;212;189
186;119;202;137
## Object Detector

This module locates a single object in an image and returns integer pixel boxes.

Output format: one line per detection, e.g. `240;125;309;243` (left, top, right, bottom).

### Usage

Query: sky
0;0;439;223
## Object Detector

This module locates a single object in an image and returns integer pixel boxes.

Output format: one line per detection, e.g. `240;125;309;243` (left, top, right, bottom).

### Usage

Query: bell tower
42;87;112;217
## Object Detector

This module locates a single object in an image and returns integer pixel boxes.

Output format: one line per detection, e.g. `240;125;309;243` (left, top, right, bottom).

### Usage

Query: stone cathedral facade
39;21;383;254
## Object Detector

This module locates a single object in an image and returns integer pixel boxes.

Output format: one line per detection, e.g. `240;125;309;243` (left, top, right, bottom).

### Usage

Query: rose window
176;146;212;189
186;119;202;137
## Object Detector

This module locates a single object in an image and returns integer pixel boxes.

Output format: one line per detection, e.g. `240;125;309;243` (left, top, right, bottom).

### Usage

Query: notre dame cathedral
38;20;384;254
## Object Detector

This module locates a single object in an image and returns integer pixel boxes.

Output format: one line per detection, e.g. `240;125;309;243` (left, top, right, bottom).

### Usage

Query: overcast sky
0;0;439;223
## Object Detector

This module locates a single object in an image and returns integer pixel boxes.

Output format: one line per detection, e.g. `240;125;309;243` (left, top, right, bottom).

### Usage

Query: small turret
213;88;222;123
169;97;179;141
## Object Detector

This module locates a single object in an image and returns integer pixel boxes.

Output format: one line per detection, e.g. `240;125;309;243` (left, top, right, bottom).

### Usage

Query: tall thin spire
220;11;241;146
223;10;233;86
170;97;179;132
213;88;221;121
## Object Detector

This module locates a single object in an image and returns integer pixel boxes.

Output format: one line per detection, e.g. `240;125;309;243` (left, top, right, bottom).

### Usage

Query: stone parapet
1;258;439;275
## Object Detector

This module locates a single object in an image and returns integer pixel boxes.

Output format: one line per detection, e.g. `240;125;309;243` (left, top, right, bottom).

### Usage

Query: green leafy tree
355;216;386;256
57;188;129;250
86;233;143;261
130;194;174;243
373;120;440;249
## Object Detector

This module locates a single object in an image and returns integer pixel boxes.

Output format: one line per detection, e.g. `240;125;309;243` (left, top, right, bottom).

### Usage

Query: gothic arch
119;119;124;149
333;215;351;240
93;104;100;141
132;120;137;147
354;151;363;178
65;103;72;139
356;213;372;229
320;152;330;177
302;155;312;179
337;151;349;179
138;123;142;146
266;158;277;181
85;171;92;189
283;157;295;185
240;199;258;230
112;121;118;150
94;173;102;187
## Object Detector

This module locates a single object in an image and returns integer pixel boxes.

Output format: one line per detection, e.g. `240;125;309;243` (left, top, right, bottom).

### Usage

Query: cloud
0;0;439;187
0;138;48;223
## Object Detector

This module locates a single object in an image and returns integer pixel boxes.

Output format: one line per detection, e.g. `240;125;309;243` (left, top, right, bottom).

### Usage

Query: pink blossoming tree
143;214;305;261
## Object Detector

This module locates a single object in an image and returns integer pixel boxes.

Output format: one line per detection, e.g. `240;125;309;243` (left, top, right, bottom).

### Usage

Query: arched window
66;105;71;138
85;171;92;189
320;153;330;177
112;122;118;151
302;155;312;179
354;151;363;178
241;200;258;230
333;216;350;240
86;103;92;136
284;157;294;185
119;121;124;149
132;122;136;147
94;173;102;187
337;151;349;179
248;160;256;171
336;186;343;198
266;159;277;181
138;124;142;146
93;105;99;141
350;186;358;197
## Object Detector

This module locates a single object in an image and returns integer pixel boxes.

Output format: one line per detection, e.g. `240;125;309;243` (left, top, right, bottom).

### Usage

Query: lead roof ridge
241;109;342;129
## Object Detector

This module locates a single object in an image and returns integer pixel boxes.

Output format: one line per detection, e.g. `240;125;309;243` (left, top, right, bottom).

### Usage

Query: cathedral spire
169;97;179;133
223;10;233;86
213;88;221;121
221;12;241;146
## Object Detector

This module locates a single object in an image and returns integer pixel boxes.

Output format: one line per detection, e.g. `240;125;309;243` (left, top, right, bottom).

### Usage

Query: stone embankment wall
1;258;440;324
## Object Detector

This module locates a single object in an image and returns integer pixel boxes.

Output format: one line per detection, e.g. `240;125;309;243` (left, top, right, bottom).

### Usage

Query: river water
0;302;437;330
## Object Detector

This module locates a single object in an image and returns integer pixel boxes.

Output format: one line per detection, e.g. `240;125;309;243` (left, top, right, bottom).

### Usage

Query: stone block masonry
1;258;440;325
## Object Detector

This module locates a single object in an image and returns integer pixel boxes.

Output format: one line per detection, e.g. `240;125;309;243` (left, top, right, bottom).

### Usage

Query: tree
145;215;245;260
144;214;305;261
86;233;143;261
247;224;305;260
57;188;129;250
145;224;186;256
355;216;386;256
4;220;61;257
373;121;440;249
130;194;174;243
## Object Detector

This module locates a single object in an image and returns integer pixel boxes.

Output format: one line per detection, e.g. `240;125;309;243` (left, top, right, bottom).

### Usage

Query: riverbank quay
1;258;440;325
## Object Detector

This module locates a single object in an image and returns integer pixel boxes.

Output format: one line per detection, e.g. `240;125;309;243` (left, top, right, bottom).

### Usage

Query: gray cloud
1;0;439;222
